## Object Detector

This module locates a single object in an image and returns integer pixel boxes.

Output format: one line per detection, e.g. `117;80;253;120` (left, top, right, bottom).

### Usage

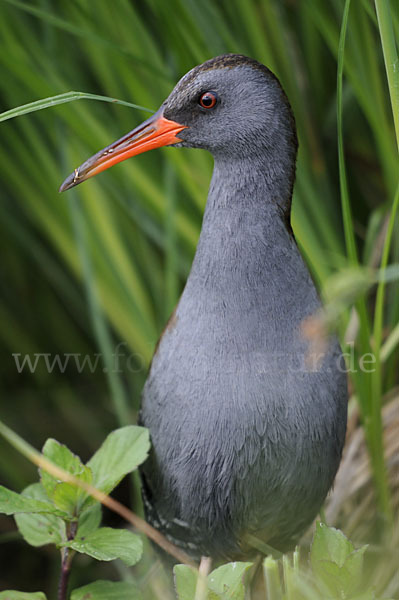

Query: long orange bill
59;108;186;192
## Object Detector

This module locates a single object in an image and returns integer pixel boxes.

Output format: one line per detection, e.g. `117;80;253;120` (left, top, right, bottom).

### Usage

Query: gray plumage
139;54;347;561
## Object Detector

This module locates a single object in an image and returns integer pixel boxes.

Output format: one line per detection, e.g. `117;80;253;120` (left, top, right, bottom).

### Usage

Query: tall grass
0;0;398;596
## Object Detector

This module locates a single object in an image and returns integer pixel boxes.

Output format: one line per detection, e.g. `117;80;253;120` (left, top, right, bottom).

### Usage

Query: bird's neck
180;157;318;344
210;147;296;216
188;157;299;285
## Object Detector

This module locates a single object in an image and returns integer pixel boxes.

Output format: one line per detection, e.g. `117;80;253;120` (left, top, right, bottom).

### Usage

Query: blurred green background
0;0;398;597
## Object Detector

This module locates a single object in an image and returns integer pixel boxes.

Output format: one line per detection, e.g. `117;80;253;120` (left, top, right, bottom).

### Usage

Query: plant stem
58;549;72;600
58;521;78;600
194;557;212;600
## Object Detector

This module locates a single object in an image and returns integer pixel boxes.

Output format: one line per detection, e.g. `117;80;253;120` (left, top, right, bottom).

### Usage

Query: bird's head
59;54;297;192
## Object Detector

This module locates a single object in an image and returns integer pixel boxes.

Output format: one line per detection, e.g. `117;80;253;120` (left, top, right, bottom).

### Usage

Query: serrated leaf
311;524;370;597
14;484;66;547
174;565;199;600
41;439;84;496
311;522;354;569
76;503;102;538
66;527;143;566
0;485;67;518
52;465;93;516
313;559;347;598
87;426;150;494
314;545;368;598
0;592;47;600
208;562;253;599
71;580;142;600
40;439;89;512
342;546;368;590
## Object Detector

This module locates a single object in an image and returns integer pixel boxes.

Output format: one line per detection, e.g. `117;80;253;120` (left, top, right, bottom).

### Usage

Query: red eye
199;91;218;109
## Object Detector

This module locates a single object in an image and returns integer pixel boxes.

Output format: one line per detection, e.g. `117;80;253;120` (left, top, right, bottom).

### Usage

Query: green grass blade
337;0;371;349
0;92;153;123
69;195;130;427
370;181;399;520
380;319;399;361
2;0;172;80
337;0;357;265
375;0;399;150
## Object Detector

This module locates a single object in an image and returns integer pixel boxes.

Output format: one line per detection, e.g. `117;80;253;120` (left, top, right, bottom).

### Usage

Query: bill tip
59;174;76;193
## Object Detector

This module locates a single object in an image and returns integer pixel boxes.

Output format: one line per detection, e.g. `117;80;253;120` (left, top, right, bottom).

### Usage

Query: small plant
175;524;393;600
263;522;392;600
0;425;150;600
0;422;395;599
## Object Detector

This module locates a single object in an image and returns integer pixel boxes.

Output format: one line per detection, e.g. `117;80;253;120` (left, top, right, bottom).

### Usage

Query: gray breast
139;201;347;560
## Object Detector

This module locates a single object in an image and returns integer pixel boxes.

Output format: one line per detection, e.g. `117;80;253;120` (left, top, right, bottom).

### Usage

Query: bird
60;54;348;562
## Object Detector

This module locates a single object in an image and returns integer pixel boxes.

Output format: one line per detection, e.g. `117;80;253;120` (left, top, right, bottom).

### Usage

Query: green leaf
40;439;84;496
342;546;368;590
174;565;199;600
174;562;253;600
66;527;143;566
40;439;93;515
208;562;253;599
76;503;102;538
71;580;142;600
311;523;369;598
0;485;67;518
14;484;66;547
313;560;348;598
52;465;93;515
0;593;47;600
87;426;150;494
311;522;354;569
